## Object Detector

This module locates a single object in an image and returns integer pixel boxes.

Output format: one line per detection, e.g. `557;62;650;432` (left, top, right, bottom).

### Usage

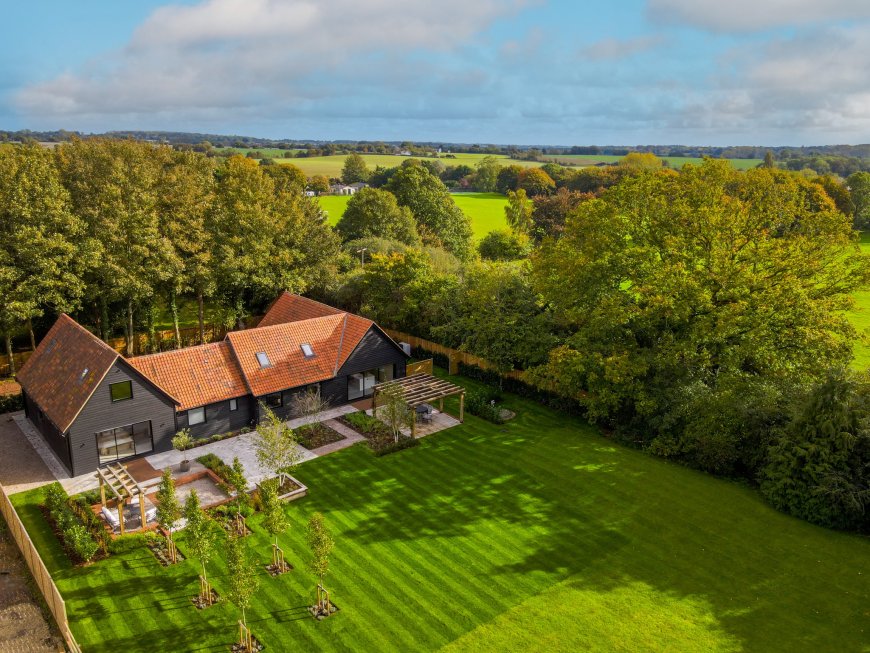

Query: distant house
17;293;409;476
398;150;412;156
330;182;368;195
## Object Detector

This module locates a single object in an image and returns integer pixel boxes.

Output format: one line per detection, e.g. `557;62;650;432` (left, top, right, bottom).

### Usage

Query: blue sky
3;0;870;146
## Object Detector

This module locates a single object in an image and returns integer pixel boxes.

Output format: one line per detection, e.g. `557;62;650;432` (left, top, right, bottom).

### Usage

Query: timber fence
382;328;524;380
0;482;82;652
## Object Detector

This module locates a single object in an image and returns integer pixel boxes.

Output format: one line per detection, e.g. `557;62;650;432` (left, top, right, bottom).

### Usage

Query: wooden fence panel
0;483;81;652
384;329;524;380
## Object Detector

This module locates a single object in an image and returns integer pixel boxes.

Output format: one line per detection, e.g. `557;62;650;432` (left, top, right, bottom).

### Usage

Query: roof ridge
333;314;348;377
57;314;121;359
129;340;225;362
228;312;347;338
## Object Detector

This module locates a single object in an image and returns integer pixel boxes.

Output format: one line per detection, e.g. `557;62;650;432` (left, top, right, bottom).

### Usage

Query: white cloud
14;0;528;123
648;0;870;32
579;35;665;61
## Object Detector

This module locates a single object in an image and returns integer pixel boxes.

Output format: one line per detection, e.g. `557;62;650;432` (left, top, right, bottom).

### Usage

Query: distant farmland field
281;153;540;178
540;154;763;170
317;192;508;239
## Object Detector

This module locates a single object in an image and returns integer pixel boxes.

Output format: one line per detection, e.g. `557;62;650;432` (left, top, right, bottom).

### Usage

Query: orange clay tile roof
16;314;120;433
128;341;249;411
225;311;374;397
258;292;343;327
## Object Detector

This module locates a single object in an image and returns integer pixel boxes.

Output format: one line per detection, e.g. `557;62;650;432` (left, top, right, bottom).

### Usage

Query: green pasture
10;374;870;652
317;192;508;239
540;154;762;170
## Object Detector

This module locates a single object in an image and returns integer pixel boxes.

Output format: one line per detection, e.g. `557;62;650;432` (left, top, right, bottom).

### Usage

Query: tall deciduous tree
385;166;473;260
504;189;534;236
517;167;555;196
847;171;870;229
473;156;502;192
157;149;216;345
0;144;85;372
341;153;370;184
531;160;870;465
335;187;420;245
58;139;174;353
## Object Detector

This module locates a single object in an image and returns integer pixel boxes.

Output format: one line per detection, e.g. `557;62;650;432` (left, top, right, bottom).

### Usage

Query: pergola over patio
96;462;149;535
373;373;465;436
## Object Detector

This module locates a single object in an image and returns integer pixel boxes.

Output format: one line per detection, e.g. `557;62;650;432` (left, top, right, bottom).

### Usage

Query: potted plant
172;428;194;473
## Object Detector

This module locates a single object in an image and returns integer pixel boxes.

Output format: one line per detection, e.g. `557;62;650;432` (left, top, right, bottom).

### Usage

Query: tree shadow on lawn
82;622;229;653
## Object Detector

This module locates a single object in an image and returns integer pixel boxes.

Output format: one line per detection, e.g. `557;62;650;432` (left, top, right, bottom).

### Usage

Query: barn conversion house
16;293;409;476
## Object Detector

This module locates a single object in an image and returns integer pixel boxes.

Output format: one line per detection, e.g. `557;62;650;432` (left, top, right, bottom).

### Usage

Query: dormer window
256;352;271;368
300;343;314;358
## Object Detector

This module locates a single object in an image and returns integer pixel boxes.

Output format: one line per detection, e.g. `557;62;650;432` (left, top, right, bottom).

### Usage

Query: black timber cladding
66;360;177;476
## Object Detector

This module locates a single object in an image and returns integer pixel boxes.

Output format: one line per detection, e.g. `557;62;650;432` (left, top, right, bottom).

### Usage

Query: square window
229;398;238;411
256;352;271;368
110;381;133;402
264;393;282;409
188;407;206;425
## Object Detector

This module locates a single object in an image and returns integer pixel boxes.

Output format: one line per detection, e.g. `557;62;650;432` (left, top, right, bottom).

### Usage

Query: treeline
0;139;341;369
321;158;870;533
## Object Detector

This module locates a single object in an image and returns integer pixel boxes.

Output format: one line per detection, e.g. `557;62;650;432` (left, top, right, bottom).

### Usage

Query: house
16;293;409;476
329;183;367;196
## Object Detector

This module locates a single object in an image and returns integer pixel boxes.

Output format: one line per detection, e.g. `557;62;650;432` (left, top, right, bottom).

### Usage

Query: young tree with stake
377;384;412;443
307;512;335;617
226;533;260;650
155;469;181;563
260;479;290;573
252;404;303;485
183;489;219;605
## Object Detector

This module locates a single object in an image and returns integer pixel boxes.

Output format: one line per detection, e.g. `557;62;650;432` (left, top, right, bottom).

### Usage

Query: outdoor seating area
95;462;156;535
373;373;465;438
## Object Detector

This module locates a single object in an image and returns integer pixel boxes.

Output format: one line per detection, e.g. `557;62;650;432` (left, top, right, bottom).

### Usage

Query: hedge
0;392;23;414
457;362;586;417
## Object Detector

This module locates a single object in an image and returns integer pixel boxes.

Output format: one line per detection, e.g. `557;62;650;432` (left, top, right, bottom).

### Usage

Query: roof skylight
300;343;314;358
256;352;271;368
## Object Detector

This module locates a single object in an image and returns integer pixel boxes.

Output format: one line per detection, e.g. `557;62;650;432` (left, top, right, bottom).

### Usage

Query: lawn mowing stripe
317;508;443;649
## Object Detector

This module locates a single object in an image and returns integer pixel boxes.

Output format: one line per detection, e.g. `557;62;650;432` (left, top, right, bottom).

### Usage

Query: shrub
0;393;23;414
343;411;391;438
44;483;67;514
65;524;99;562
465;391;507;424
197;453;235;487
372;436;420;457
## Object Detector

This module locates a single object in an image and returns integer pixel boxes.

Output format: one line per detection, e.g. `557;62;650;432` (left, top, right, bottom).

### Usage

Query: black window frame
263;392;282;409
188;406;206;426
109;380;133;403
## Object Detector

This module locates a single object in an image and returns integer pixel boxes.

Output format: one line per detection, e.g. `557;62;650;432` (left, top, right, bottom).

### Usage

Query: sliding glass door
96;421;153;464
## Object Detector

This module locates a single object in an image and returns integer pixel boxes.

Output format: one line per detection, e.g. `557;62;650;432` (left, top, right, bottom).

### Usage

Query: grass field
10;375;870;652
317;192;508;239
276;153;541;178
847;232;870;369
540;154;763;170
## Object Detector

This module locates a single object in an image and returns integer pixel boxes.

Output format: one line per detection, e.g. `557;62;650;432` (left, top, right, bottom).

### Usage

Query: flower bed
296;422;345;449
338;411;420;456
42;483;106;564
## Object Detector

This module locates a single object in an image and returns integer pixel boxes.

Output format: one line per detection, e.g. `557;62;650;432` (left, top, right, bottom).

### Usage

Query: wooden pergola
96;462;148;535
373;373;465;437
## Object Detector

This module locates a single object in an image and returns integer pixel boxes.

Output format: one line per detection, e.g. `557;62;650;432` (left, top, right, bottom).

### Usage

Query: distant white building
330;182;368;195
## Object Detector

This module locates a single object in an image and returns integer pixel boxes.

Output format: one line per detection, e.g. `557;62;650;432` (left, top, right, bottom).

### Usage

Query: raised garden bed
273;474;308;502
296;422;345;449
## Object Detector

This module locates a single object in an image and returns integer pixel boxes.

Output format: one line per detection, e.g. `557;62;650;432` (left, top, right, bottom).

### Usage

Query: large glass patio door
96;420;153;464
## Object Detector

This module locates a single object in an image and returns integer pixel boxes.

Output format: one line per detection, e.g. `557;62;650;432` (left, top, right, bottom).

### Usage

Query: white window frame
188;406;206;426
229;398;238;412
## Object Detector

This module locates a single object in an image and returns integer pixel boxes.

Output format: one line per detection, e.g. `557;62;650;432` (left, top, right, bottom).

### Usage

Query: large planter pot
179;459;191;473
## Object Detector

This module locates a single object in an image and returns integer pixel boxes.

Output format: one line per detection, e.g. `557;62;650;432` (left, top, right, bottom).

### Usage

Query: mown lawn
318;192;508;240
848;232;870;370
10;376;870;652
